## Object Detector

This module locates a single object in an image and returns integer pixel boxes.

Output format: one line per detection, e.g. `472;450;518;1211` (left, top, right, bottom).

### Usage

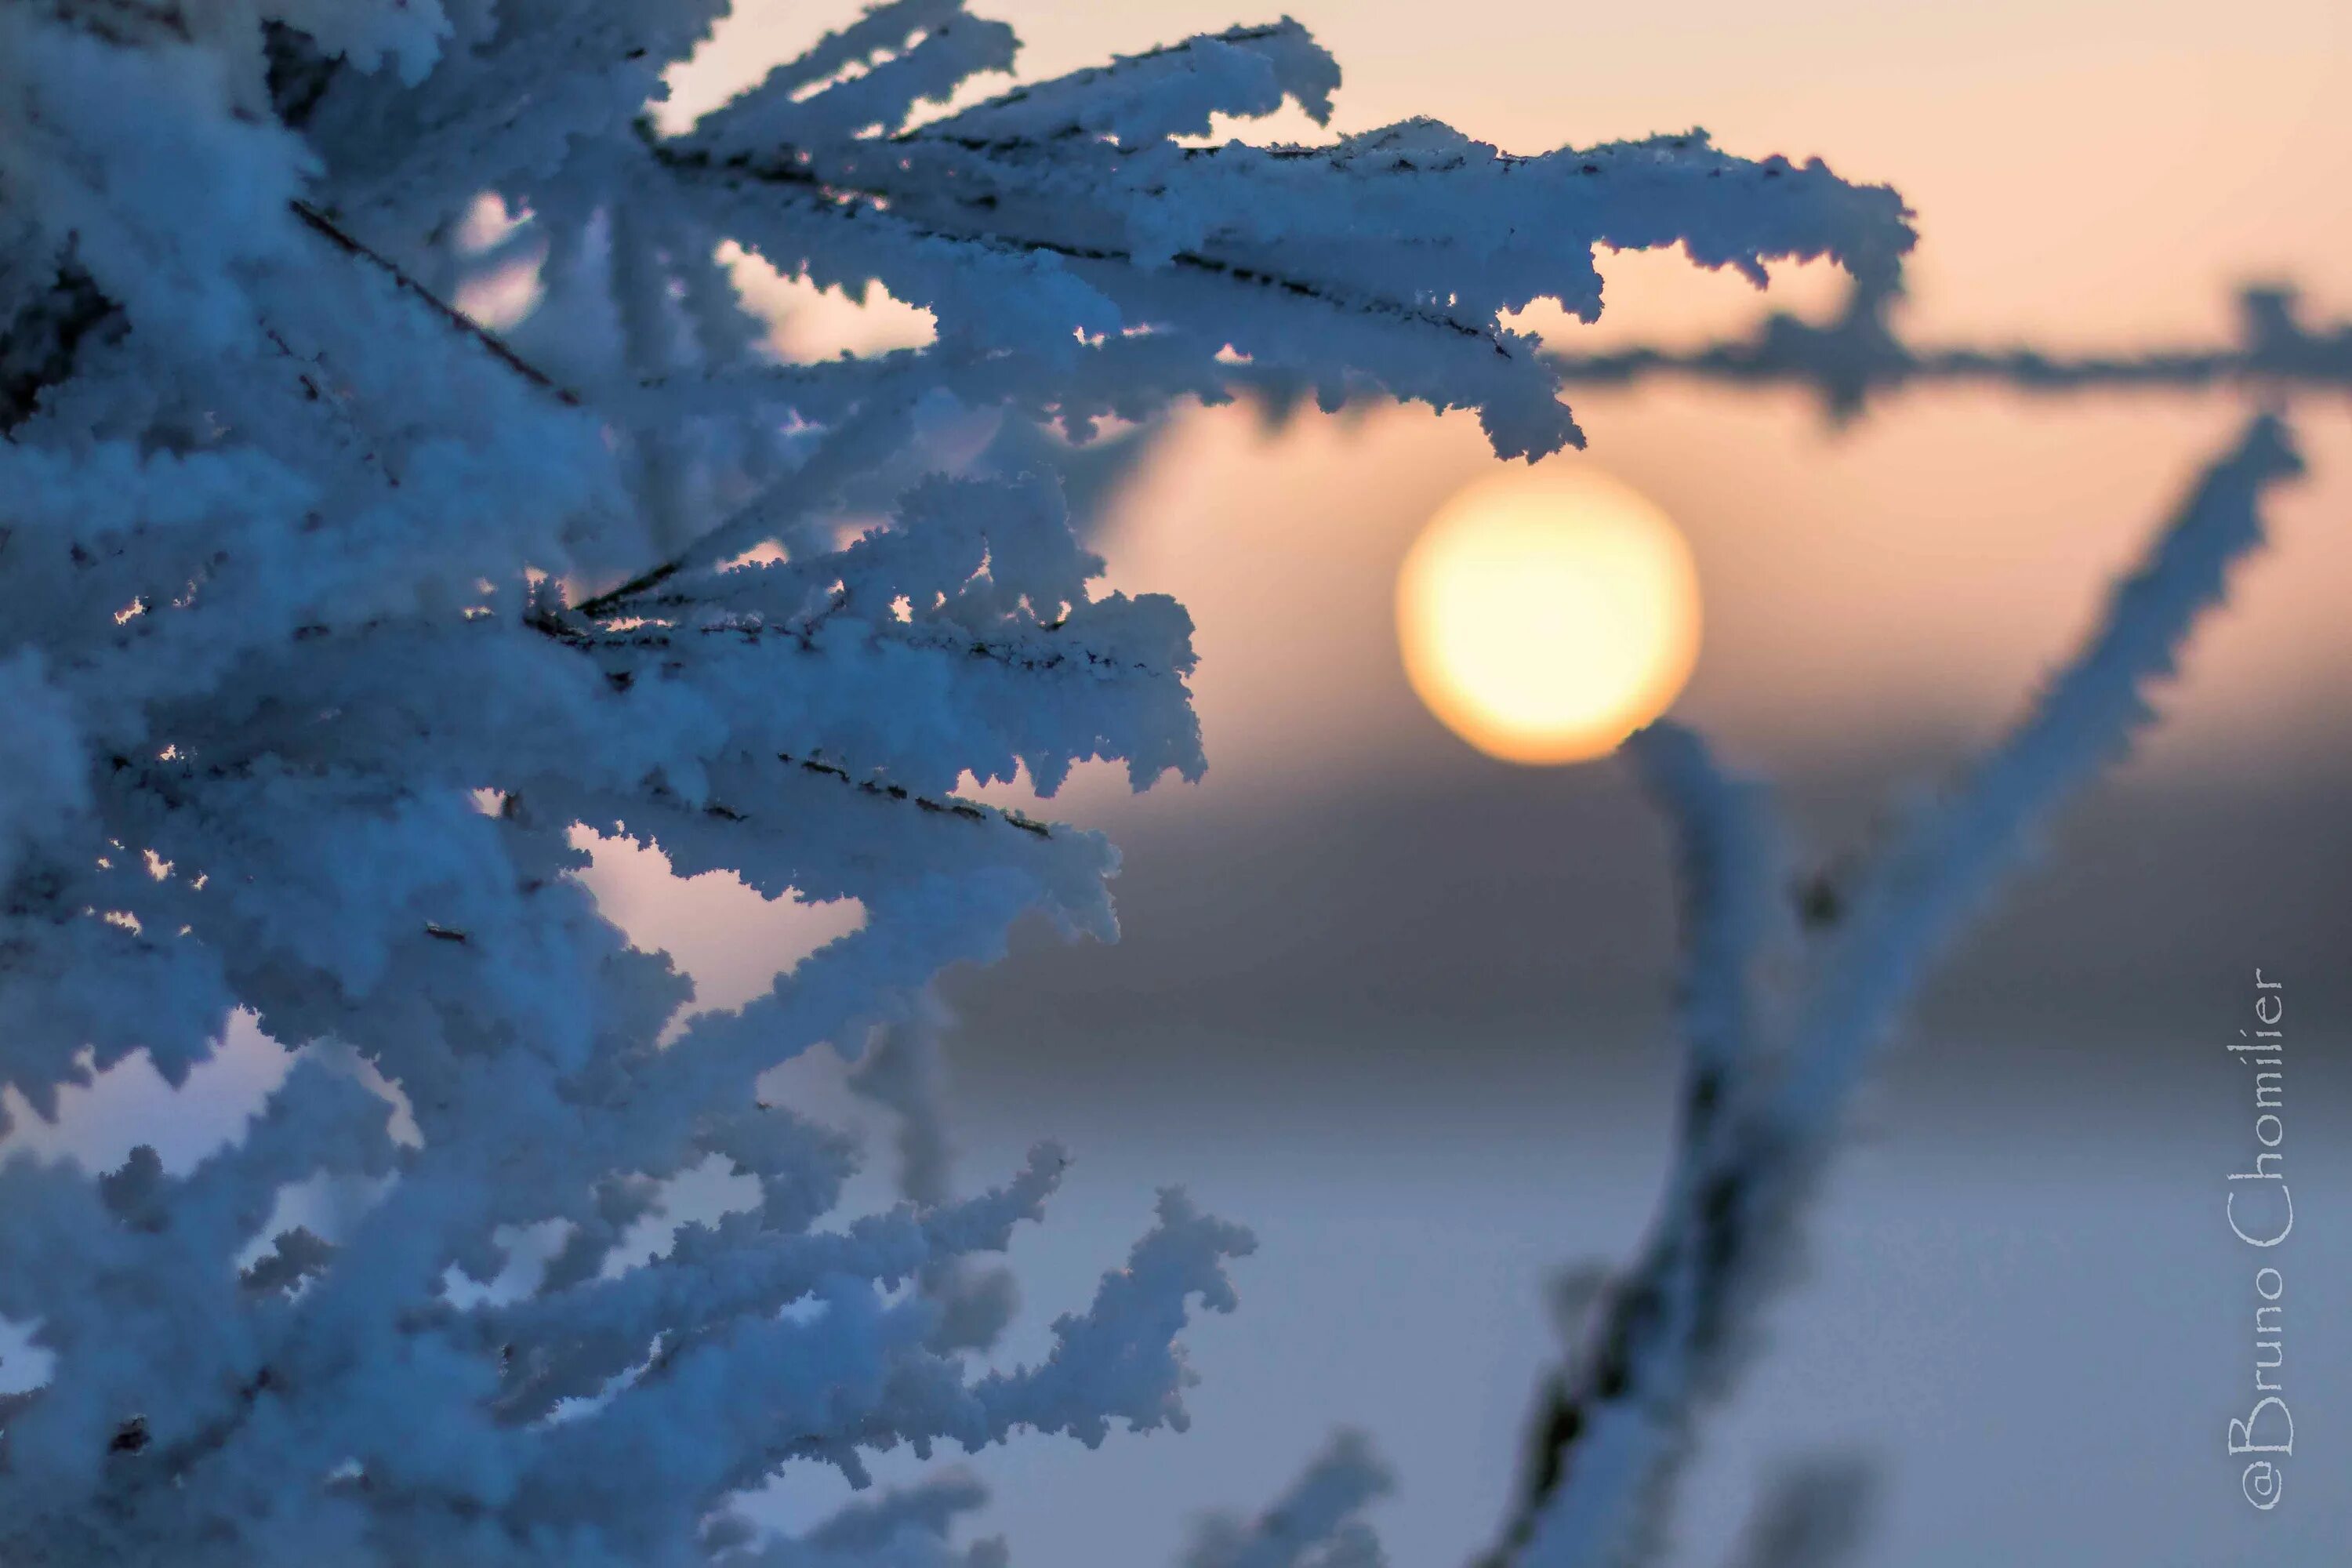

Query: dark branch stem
288;200;583;408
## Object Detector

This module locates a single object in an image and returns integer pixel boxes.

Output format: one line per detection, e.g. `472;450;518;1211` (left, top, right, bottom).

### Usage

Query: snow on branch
709;1468;1004;1568
1490;416;2303;1568
1185;1431;1396;1568
851;990;1022;1352
1720;1456;1878;1568
659;111;1909;463
913;20;1341;148
1548;275;2352;419
0;2;1925;1563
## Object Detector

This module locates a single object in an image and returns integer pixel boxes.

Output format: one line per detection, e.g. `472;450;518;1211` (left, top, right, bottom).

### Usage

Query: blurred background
651;3;2352;1565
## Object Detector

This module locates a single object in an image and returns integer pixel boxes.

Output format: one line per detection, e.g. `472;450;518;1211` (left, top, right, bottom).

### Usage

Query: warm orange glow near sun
1397;466;1702;764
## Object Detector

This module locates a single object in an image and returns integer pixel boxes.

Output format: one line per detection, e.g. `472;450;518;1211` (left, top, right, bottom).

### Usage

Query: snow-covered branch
0;3;2016;1565
1547;278;2352;419
1493;416;2303;1568
1184;1431;1396;1568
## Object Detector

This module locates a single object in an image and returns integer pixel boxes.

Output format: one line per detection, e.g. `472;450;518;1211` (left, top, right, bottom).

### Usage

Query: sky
671;0;2352;344
673;0;2352;795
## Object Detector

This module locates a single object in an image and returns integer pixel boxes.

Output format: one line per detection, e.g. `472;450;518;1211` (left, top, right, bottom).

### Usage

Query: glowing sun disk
1397;467;1701;764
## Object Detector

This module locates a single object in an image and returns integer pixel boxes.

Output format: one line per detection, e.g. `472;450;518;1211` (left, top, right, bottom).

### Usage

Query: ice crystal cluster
0;2;1917;1563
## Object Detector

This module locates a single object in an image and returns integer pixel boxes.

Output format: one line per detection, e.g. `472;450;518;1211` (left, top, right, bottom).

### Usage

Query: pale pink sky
666;2;2352;816
670;0;2352;342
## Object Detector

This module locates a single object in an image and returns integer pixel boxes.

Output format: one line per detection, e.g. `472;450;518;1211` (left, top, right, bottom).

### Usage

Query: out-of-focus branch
1185;1431;1396;1568
1722;1455;1878;1568
1489;414;2302;1568
1546;281;2352;419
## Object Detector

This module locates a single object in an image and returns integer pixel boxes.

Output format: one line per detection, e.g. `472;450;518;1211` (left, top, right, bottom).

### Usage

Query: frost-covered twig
851;990;1022;1352
1547;279;2352;419
289;198;585;408
1720;1456;1877;1568
1184;1431;1396;1568
0;3;1918;1563
1491;415;2303;1568
0;3;1911;1562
